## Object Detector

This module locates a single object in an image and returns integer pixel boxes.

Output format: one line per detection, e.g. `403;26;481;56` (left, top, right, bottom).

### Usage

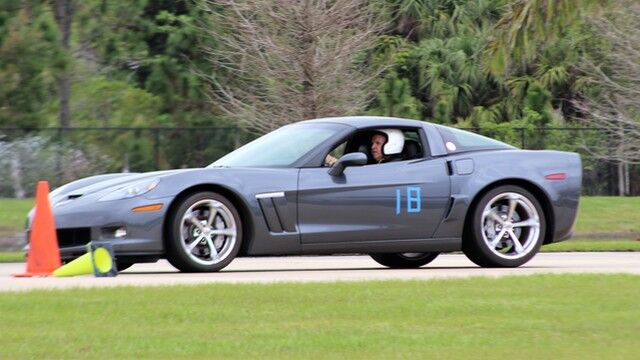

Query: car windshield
209;122;349;167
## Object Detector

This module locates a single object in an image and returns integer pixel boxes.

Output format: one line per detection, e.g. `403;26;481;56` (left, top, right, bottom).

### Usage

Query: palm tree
486;0;600;75
411;35;496;122
372;72;422;119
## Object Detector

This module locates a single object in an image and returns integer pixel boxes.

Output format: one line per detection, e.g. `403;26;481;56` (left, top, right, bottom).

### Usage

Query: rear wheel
370;252;439;268
463;185;546;267
166;192;242;272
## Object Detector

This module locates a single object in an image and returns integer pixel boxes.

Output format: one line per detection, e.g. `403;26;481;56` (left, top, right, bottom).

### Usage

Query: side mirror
328;152;368;176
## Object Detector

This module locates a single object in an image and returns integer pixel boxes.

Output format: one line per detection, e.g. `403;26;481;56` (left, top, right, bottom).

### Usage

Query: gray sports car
30;117;582;272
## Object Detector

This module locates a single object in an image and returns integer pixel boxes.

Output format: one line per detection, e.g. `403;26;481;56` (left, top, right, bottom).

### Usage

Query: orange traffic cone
13;181;61;277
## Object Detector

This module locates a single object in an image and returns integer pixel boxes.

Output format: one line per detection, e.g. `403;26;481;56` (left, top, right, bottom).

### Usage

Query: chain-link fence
0;126;637;197
0;127;257;197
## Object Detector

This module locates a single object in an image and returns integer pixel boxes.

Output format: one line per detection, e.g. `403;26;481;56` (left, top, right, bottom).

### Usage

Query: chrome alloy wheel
480;192;541;260
179;199;237;266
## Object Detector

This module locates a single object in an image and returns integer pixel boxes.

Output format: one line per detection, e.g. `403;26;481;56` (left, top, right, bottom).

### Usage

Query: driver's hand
324;154;337;167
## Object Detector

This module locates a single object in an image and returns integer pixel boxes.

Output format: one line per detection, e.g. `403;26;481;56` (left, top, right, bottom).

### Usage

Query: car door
297;157;451;245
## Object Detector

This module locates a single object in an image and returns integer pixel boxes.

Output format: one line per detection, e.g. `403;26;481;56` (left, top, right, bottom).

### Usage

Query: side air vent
257;197;283;232
255;192;295;233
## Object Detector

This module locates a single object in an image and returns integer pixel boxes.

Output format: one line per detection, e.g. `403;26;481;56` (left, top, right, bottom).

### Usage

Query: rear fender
432;150;581;244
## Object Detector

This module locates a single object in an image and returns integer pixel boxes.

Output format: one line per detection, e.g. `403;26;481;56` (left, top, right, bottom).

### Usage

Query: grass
574;196;640;235
542;239;640;252
0;274;638;359
0;198;32;230
0;252;23;263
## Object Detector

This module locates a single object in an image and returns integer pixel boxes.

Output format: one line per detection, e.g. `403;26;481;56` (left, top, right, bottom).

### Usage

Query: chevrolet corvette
29;117;582;272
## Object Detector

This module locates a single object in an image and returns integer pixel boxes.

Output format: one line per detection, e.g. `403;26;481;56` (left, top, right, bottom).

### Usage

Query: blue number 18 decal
396;186;421;215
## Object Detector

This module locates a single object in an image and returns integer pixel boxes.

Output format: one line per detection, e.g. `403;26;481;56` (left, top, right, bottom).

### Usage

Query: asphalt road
1;252;639;292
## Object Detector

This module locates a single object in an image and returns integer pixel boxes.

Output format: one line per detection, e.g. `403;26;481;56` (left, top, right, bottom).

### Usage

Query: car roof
298;116;429;129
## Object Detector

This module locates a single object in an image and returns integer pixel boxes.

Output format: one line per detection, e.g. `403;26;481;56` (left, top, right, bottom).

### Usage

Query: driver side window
323;128;425;167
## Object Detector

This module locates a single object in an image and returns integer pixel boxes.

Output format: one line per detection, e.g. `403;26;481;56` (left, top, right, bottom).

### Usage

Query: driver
324;128;405;166
370;129;404;163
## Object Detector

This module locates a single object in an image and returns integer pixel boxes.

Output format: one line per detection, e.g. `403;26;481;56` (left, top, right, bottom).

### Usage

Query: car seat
402;139;421;160
358;144;373;163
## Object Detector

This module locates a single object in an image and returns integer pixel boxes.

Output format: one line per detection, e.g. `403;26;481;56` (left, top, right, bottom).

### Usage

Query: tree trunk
616;127;626;196
122;153;130;173
10;152;25;199
234;130;241;149
58;77;70;128
53;0;73;129
624;162;630;196
617;161;625;196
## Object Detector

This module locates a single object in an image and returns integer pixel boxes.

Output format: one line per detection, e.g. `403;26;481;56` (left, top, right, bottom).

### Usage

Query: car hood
50;169;200;202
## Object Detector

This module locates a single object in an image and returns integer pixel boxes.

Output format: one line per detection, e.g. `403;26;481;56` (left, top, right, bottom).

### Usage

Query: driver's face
371;134;386;162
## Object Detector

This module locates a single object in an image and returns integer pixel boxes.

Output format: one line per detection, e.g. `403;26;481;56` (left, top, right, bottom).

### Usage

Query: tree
201;0;387;133
0;2;63;128
486;0;598;75
410;37;493;123
373;1;507;124
370;71;421;119
74;0;214;125
52;0;74;128
573;1;640;196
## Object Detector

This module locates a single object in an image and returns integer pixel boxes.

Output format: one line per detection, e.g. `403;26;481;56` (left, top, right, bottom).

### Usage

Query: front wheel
370;252;439;268
166;192;243;272
463;185;546;268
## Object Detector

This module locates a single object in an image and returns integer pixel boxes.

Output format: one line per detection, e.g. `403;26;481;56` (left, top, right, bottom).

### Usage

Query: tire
370;252;439;269
166;191;243;272
463;185;546;268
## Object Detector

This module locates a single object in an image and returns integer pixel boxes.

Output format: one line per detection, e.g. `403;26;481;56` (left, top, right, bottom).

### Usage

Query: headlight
98;178;160;202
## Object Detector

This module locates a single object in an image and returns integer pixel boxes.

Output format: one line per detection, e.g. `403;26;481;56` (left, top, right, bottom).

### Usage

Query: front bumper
27;195;174;259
